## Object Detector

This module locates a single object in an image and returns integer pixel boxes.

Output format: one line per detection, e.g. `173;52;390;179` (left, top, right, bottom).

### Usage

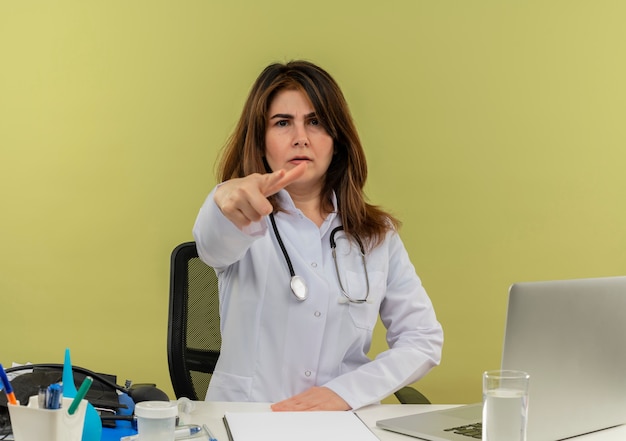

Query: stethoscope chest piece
270;213;369;303
290;275;308;301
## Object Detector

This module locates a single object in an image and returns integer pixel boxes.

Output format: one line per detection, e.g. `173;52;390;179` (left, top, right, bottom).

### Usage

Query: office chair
167;241;430;404
168;241;221;400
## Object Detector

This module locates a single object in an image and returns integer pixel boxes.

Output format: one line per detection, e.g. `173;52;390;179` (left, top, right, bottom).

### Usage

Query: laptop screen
501;276;626;440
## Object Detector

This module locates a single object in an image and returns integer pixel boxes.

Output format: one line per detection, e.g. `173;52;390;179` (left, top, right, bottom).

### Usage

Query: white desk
185;401;626;441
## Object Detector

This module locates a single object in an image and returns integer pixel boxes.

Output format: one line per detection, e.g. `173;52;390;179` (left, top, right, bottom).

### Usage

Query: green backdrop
2;1;625;404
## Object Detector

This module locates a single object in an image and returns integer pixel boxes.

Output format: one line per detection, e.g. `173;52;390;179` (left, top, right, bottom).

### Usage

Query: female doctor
193;60;443;411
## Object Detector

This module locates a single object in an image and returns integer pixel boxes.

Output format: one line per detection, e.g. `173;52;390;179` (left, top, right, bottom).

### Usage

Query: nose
292;123;309;147
293;137;309;147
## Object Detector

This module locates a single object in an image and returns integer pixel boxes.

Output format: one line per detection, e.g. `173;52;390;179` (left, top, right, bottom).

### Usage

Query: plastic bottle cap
134;401;178;419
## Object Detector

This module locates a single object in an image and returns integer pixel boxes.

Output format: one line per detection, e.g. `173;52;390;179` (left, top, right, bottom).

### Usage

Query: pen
203;423;218;441
176;425;203;437
46;382;63;409
120;425;203;440
68;376;93;415
38;385;47;408
0;364;17;405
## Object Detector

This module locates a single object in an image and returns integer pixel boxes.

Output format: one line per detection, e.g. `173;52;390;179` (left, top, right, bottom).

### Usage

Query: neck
288;190;327;227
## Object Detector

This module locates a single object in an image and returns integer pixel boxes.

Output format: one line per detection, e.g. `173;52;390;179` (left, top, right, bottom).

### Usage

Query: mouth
289;156;311;165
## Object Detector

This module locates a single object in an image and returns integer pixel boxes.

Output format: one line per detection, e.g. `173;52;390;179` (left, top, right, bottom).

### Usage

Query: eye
309;118;329;133
275;120;289;127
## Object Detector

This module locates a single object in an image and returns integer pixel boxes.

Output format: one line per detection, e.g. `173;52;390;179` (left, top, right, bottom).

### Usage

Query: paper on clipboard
222;411;380;441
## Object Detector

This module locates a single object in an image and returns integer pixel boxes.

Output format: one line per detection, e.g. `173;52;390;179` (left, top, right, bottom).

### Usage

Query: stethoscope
269;213;370;303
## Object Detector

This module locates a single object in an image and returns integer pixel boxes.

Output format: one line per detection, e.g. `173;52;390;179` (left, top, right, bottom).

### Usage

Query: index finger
261;162;308;197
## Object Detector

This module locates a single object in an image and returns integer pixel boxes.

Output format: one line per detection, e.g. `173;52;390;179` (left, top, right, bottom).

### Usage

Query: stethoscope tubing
269;213;369;303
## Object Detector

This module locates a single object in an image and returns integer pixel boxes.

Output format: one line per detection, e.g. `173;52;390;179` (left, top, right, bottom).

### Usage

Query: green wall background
1;1;625;405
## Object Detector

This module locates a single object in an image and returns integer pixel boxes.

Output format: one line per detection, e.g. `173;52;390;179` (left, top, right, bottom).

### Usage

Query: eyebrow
269;112;317;120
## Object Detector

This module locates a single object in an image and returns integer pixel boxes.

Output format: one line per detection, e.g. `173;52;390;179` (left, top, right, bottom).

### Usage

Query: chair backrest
167;241;221;400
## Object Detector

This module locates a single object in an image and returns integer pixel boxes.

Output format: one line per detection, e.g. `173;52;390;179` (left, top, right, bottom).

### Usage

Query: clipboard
222;411;380;441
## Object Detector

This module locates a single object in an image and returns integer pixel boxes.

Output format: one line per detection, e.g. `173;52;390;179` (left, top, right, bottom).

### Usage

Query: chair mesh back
168;242;221;400
186;256;221;397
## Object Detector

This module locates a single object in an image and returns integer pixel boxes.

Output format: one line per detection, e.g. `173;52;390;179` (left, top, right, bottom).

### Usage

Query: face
264;89;334;195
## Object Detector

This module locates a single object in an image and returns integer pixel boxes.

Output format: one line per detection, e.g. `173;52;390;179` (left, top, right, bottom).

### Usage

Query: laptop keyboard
444;422;482;439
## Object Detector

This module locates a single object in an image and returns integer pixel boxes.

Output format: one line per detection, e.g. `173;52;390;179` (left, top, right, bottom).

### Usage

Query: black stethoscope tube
269;214;369;303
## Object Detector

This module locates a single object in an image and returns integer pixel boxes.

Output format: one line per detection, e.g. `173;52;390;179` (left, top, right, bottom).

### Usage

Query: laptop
377;276;626;441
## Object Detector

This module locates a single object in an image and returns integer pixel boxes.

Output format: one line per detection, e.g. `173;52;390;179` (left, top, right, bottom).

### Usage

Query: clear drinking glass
482;370;530;441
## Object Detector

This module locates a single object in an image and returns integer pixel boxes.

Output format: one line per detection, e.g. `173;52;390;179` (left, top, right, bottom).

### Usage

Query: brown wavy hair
216;60;399;249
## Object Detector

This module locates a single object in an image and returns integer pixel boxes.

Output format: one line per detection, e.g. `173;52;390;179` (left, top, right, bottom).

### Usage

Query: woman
193;60;443;411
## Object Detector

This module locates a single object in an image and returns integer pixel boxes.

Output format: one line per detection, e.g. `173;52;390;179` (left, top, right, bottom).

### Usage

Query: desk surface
184;401;626;441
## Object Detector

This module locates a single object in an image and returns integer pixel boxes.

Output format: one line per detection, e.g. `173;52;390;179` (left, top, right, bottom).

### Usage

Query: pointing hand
214;162;307;229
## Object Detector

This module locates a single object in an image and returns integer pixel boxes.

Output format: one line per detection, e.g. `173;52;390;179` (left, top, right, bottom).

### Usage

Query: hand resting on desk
270;386;350;411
